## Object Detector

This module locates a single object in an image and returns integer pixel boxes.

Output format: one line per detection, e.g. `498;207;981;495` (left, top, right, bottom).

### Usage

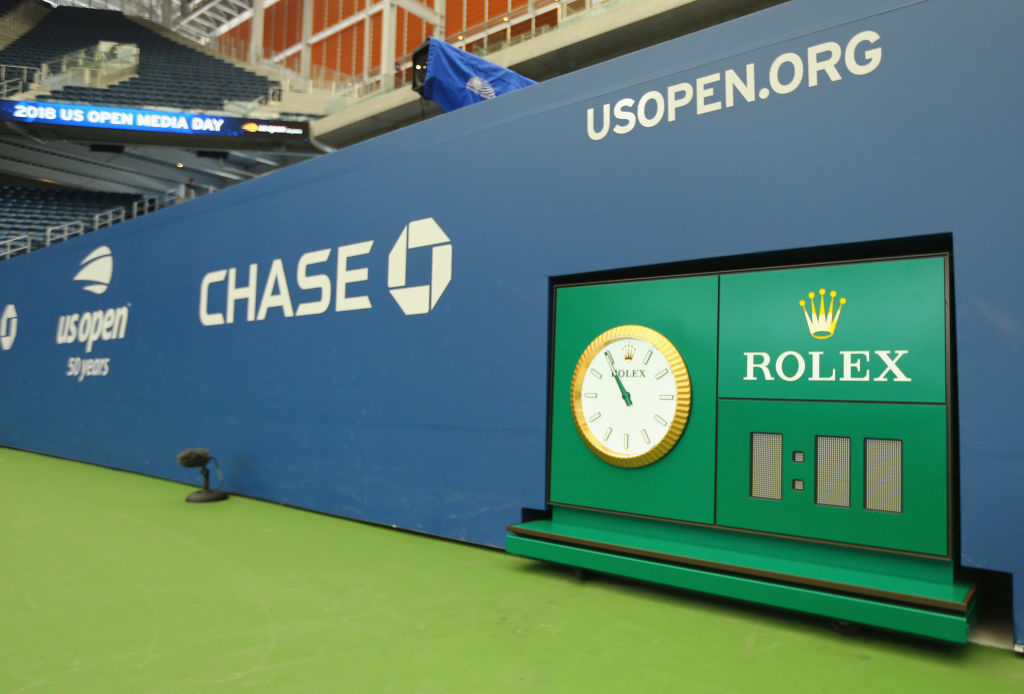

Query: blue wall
2;0;1022;642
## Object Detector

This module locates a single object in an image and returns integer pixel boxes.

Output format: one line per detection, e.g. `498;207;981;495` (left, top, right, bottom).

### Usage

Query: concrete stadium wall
1;0;1022;643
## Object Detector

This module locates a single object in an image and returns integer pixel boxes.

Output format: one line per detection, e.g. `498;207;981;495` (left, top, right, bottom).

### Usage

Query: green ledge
506;534;974;643
513;508;975;611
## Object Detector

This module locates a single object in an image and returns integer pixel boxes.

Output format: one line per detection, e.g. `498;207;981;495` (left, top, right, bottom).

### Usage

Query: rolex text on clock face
571;325;692;468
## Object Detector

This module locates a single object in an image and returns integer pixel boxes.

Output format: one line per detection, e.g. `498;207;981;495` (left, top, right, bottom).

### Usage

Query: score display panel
0;100;309;145
509;254;974;642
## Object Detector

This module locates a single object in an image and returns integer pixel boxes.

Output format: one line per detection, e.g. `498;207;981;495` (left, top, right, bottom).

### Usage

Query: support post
363;11;372;82
433;0;445;38
300;0;314;77
249;0;266;63
380;0;396;90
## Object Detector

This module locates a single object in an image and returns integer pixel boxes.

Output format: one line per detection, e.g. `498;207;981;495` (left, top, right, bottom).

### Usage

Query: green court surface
2;448;1021;693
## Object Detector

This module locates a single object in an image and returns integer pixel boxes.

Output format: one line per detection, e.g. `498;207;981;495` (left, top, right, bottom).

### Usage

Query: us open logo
0;304;17;351
73;245;113;294
56;246;130;355
465;76;496;100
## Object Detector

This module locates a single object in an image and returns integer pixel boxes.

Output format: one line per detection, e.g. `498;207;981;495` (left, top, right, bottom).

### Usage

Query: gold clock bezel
570;324;692;469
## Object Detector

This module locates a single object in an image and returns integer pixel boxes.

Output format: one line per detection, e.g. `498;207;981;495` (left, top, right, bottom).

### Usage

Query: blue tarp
422;37;536;112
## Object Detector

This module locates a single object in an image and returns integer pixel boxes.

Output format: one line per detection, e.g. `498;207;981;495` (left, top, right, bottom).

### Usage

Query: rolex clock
570;324;692;468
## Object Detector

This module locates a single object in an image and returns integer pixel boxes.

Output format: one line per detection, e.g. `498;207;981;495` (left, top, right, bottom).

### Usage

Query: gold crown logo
799;288;846;339
621;344;636;361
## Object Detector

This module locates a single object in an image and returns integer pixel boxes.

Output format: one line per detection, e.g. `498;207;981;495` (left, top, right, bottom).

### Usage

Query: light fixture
177;448;229;502
502;16;509;22
457;34;463;40
411;39;431;94
176;162;184;168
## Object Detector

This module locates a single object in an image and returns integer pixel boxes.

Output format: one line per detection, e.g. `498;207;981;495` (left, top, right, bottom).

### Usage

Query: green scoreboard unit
507;254;975;641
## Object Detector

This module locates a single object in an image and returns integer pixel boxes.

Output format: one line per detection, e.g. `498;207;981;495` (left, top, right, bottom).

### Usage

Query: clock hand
604;351;632;406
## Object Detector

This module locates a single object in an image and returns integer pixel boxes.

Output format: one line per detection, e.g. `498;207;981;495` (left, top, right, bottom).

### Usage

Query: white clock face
571;326;692;468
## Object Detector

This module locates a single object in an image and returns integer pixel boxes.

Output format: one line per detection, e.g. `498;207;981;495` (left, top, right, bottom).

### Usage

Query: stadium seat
0;6;279;112
0;185;141;252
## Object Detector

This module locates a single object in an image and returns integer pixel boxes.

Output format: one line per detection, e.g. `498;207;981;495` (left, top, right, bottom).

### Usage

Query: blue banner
422;38;535;112
0;100;307;139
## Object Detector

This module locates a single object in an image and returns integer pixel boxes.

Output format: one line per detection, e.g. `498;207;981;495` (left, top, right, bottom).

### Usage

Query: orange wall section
488;0;508;18
370;11;381;71
446;0;464;36
465;0;484;27
403;11;425;57
341;23;359;75
220;0;557;79
310;17;370;78
320;32;339;72
312;0;327;34
354;22;366;74
311;36;325;65
326;0;340;27
223;19;249;46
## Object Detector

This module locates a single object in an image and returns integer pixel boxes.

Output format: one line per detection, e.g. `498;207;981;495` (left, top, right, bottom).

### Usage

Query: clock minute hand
604;351;632;406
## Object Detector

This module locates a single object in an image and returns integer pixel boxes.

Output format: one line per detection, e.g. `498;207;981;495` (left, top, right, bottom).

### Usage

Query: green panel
549;276;718;523
716;399;949;555
505;536;970;643
543;506;958;594
718;257;947;403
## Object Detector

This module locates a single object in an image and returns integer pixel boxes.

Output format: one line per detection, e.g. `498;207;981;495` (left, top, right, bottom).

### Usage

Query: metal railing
45;220;86;246
0;78;23;98
0;64;39;98
0;235;31;258
39;42;140;92
466;23;555;59
308;63;359;94
92;207;126;229
131;189;178;217
52;0;164;21
0;187;192;261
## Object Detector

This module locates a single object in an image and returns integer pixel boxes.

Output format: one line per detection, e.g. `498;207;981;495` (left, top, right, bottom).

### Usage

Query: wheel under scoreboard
507;254;976;642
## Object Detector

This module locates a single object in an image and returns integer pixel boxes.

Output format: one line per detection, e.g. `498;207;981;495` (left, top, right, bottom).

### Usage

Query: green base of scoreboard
507;508;976;643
